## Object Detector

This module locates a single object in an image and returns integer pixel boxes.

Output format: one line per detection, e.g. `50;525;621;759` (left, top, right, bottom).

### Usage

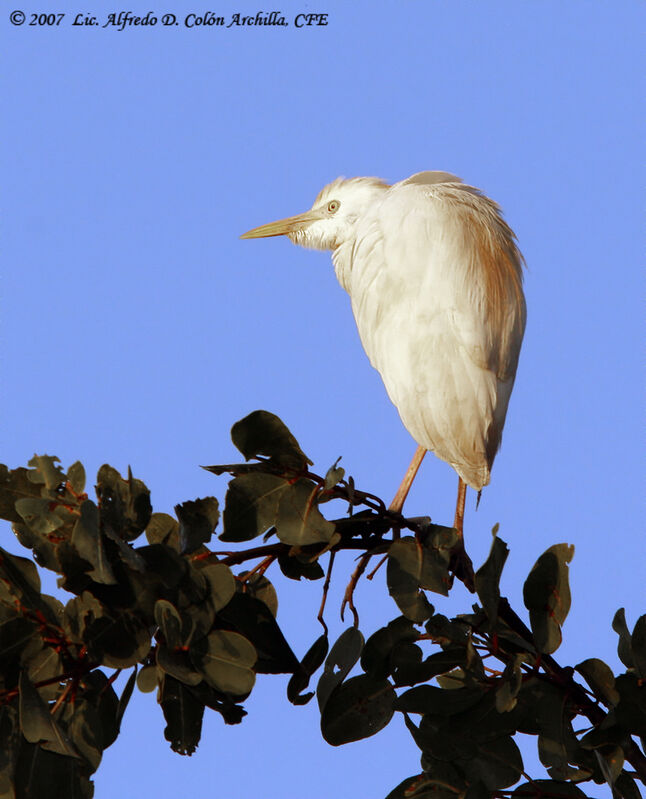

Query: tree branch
497;598;646;783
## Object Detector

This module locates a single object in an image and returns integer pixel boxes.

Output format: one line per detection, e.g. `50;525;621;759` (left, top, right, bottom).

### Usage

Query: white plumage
241;170;525;500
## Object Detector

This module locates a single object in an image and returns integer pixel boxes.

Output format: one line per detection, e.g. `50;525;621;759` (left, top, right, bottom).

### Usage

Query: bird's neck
331;241;353;293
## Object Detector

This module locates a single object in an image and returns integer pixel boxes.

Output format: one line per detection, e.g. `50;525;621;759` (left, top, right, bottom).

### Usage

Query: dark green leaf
395;685;484;716
547;763;594;782
435;669;466;689
193;630;256;696
71;500;116;584
420;525;458;595
515;680;582;771
523;543;573;654
387;538;435;622
0;549;62;634
0;616;38;669
614;673;646;737
389;642;424;685
419;757;467;791
221;473;288;542
0;546;41;603
200;563;235;612
321;674;395;745
185;680;247;726
404;711;474;760
145;512;180;549
239;573;278;616
231;410;312;469
463;782;489;799
65;669;120;755
394;646;469;687
67;461;86;495
491;616;536;657
13;518;61;572
475;534;508;623
24;646;63;701
324;459;344;491
155;599;187;649
575;658;620;706
96;464;151;542
15;497;65;537
158;645;203;686
361;616;417;679
631;614;646;679
102;526;147;573
425;613;468;647
27;455;65;491
385;774;457;799
462;735;523;790
15;743;92;799
217;593;299;674
0;464;44;524
137;543;187;591
614;773;643;799
66;591;152;668
288;633;329;705
174;572;215;640
495;654;524;712
0;704;18;796
19;673;78;757
612;608;634;670
275;479;335;546
137;664;159;693
160;675;204;755
511;780;589;798
317;627;364;711
175;497;219;554
594;745;624;786
278;552;325;581
61;700;102;772
579;723;626;750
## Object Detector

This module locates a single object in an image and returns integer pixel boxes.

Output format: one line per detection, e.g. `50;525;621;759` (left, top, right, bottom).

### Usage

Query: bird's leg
340;446;427;624
389;446;427;515
450;477;475;592
453;477;467;534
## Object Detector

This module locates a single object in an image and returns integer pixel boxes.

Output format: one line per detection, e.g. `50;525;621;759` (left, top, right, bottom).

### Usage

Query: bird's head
240;177;389;251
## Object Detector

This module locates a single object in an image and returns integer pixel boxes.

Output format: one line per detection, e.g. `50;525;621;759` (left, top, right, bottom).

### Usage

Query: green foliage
0;415;644;798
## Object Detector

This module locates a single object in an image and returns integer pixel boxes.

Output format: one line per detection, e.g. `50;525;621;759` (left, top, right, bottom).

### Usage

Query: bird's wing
389;180;525;381
343;180;526;487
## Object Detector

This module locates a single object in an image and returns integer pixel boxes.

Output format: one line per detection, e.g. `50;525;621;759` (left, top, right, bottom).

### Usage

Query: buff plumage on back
334;171;526;489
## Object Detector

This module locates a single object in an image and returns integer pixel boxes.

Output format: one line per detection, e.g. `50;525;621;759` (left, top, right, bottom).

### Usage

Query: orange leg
340;446;426;623
453;477;467;536
388;445;427;513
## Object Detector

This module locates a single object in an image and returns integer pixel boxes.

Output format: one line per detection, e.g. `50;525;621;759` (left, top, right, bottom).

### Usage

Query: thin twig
340;552;372;627
238;555;277;584
366;553;389;581
317;551;336;636
50;680;74;715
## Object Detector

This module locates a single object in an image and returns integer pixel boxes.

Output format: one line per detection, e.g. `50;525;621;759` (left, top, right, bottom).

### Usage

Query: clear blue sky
3;2;644;796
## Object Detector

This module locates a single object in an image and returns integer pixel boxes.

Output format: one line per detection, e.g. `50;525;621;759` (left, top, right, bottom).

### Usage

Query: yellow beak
240;209;323;239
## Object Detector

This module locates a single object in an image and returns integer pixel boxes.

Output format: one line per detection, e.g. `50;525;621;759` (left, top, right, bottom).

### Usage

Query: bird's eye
327;200;340;213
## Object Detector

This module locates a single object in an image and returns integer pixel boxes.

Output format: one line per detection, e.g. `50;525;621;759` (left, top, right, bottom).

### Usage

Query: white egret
241;171;526;549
